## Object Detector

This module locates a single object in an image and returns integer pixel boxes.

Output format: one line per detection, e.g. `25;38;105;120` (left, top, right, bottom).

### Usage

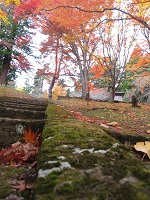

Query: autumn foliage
0;0;20;23
0;127;41;165
127;45;150;76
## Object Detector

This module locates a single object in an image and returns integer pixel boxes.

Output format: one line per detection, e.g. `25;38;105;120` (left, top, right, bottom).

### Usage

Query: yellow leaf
134;141;150;159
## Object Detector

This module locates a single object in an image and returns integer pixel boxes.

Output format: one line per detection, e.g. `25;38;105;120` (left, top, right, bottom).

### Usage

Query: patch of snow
43;136;53;141
73;147;94;154
72;143;119;155
62;145;69;148
94;149;109;154
73;147;108;154
112;143;119;148
57;156;66;160
46;161;58;164
5;194;24;200
38;162;72;178
60;162;71;168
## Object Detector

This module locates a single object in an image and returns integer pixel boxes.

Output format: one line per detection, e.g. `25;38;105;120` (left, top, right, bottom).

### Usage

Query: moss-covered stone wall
32;101;150;200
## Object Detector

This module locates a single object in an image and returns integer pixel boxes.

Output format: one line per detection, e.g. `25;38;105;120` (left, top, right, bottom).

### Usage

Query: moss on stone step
0;166;25;199
32;101;150;200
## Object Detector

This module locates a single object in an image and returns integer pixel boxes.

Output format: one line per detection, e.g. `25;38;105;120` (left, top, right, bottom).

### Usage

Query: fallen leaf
56;106;63;111
100;124;109;128
134;141;150;159
11;180;26;192
146;130;150;134
20;126;37;144
59;114;69;118
0;131;40;165
107;122;120;127
24;127;37;143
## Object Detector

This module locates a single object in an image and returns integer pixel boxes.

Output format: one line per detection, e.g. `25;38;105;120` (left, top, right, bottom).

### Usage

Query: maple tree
1;0;148;97
125;44;150;101
34;0;149;100
89;14;138;102
37;36;67;99
35;0;150;32
126;44;150;75
35;0;110;99
58;26;99;99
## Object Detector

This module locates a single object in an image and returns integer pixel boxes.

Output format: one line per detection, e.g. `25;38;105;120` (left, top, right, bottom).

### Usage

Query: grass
0;85;33;98
55;98;150;136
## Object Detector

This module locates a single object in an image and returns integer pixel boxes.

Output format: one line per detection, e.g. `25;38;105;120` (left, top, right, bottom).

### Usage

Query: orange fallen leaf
59;114;69;118
21;126;37;144
56;106;63;111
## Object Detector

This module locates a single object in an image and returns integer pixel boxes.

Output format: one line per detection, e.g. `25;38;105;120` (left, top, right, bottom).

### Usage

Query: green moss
46;103;73;121
34;171;62;195
33;101;150;200
0;166;25;198
0;185;11;198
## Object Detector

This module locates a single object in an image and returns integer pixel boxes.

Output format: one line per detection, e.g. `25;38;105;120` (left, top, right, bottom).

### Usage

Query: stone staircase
0;97;48;149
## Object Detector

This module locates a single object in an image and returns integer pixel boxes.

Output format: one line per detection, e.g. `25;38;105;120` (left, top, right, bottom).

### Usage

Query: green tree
23;78;33;94
32;75;45;97
0;8;33;85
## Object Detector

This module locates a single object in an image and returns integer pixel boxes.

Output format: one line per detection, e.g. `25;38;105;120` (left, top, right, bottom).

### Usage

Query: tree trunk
48;76;57;99
111;86;115;103
0;54;11;85
80;67;88;99
81;78;87;99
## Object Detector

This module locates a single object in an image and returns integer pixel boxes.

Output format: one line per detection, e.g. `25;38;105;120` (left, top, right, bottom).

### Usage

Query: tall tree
35;0;110;98
0;9;30;85
90;14;138;102
37;36;65;99
33;0;149;100
0;0;40;85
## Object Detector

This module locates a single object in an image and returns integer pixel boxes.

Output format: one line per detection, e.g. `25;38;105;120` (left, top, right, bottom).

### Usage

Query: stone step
0;97;48;107
0;118;47;149
0;102;47;111
0;107;46;119
0;97;48;149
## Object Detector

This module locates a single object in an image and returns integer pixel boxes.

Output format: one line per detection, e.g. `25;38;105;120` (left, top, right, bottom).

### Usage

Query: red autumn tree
126;44;150;76
37;36;67;99
35;0;113;98
32;0;149;100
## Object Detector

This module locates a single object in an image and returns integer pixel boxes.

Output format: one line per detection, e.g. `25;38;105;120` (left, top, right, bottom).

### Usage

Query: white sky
16;31;48;89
